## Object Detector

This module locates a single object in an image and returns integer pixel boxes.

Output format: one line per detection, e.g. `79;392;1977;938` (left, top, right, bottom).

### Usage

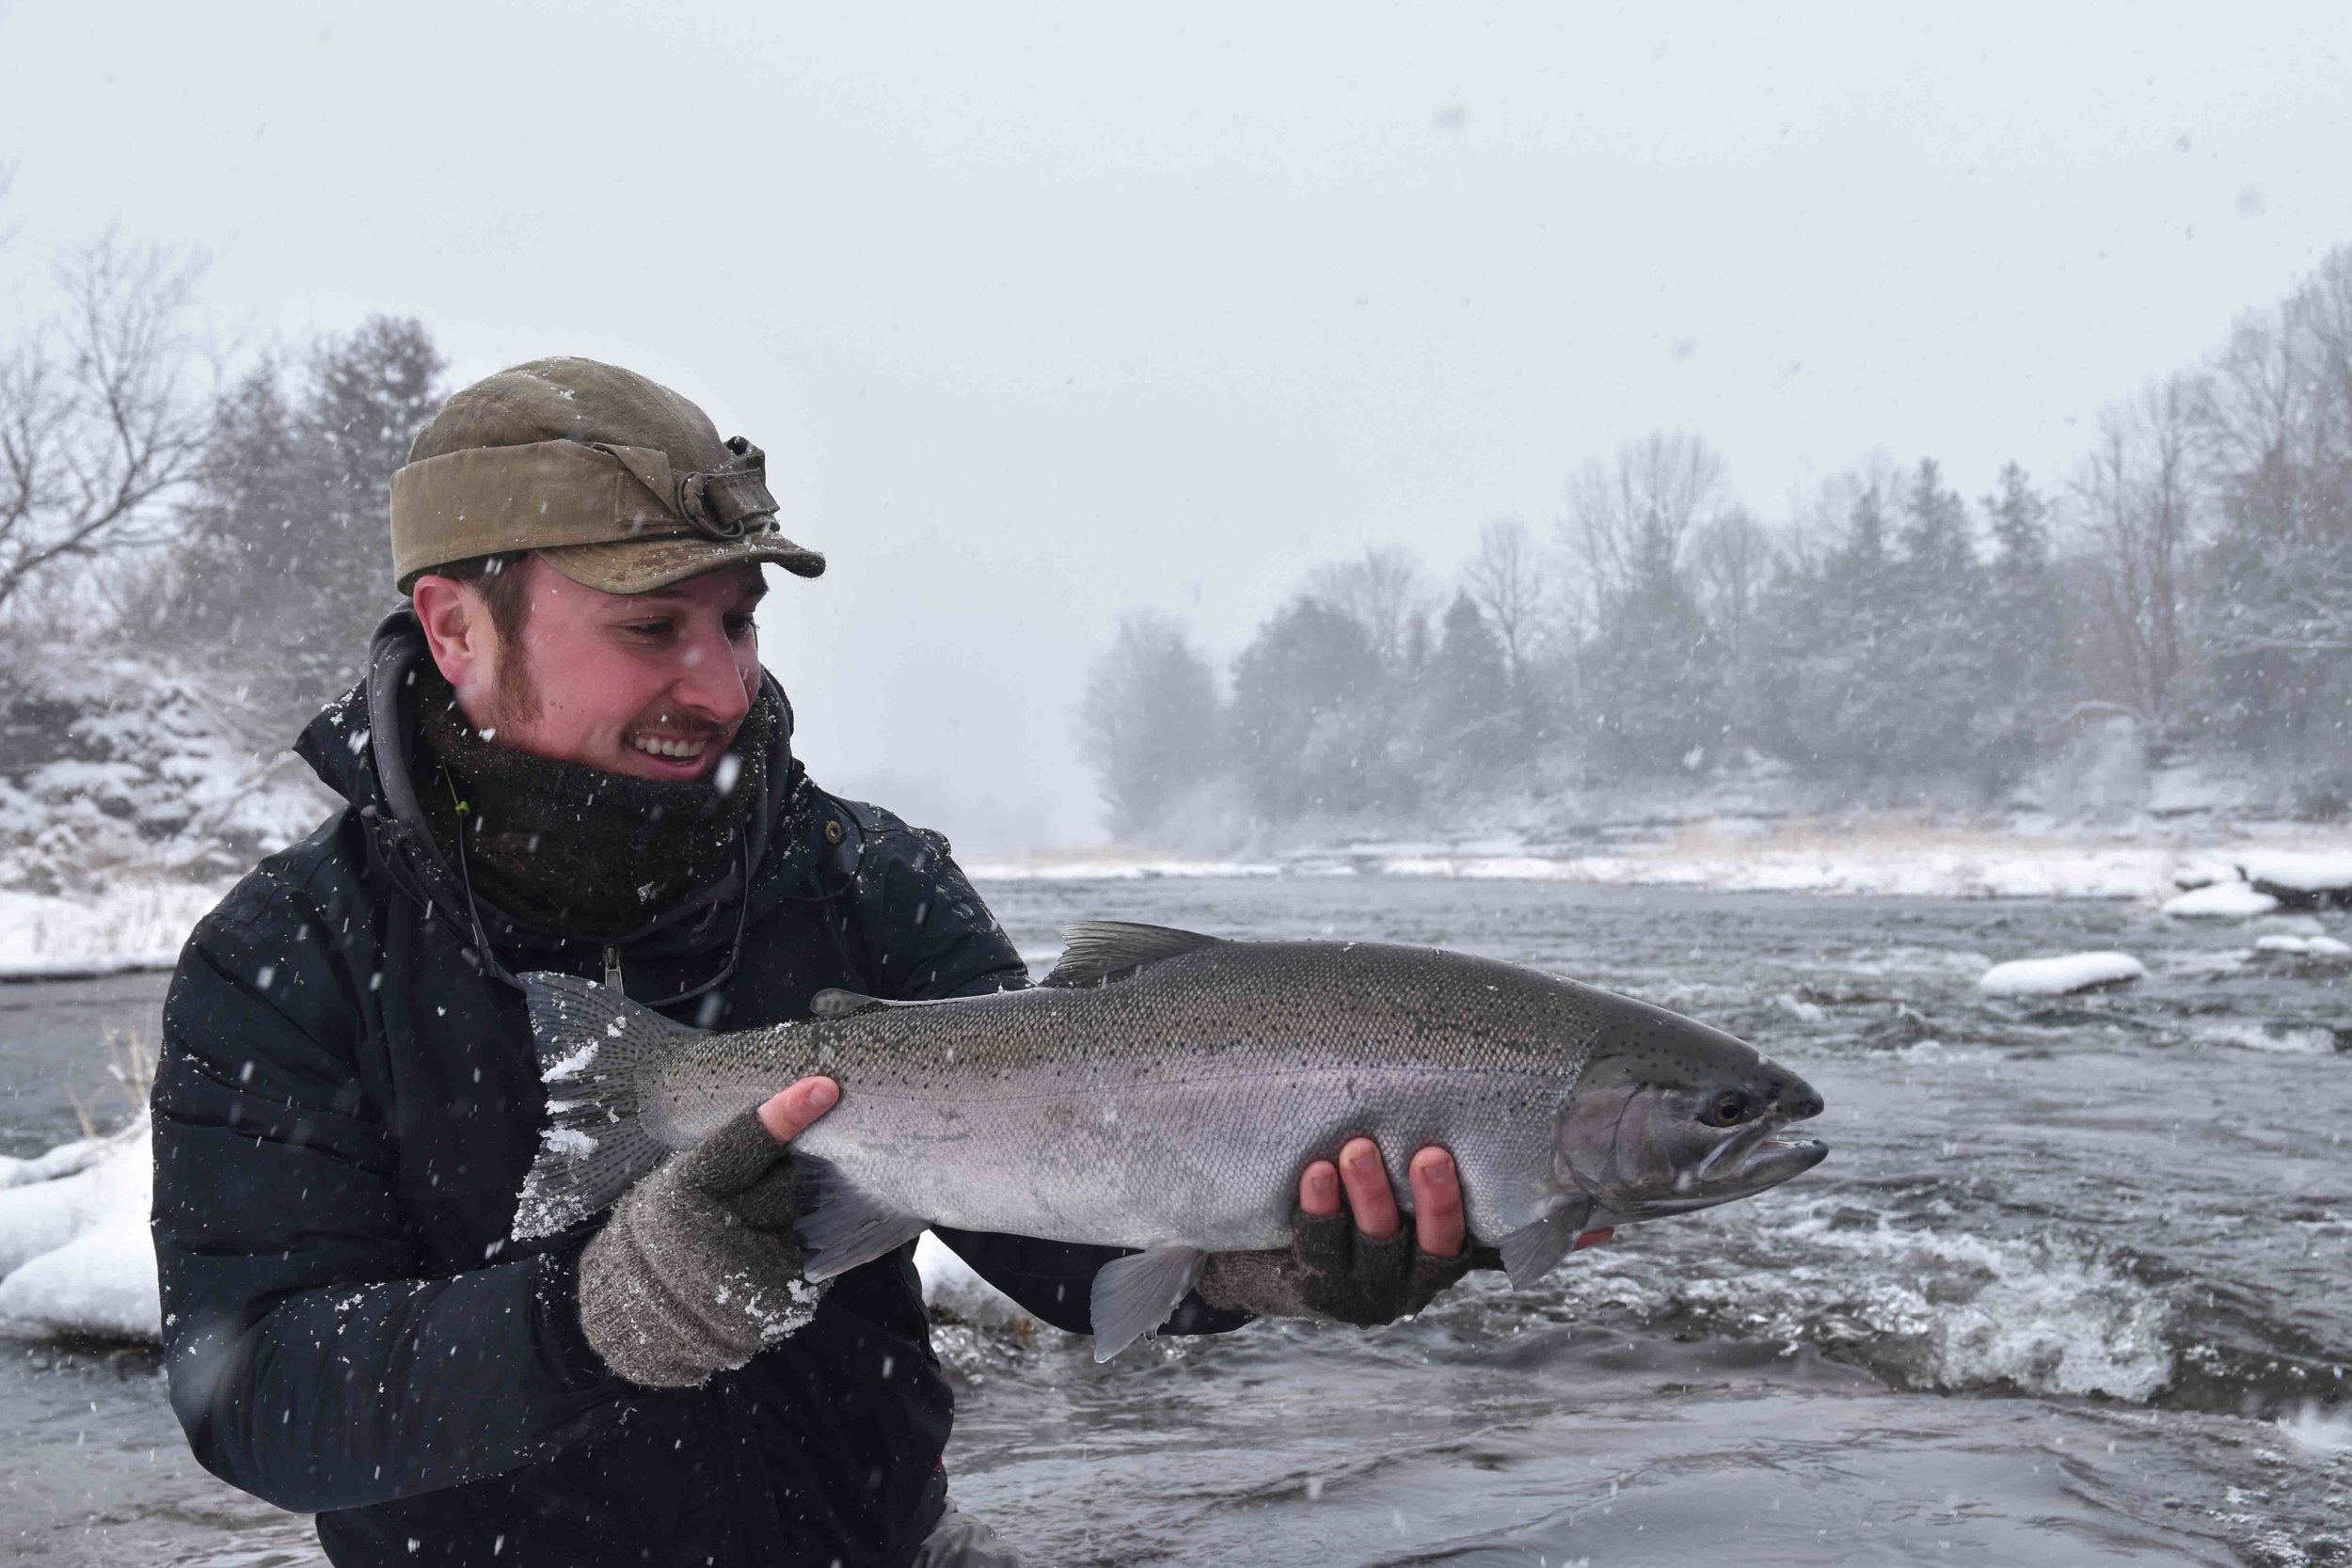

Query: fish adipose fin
794;1155;930;1280
1497;1199;1596;1291
511;973;695;1243
808;988;934;1020
1089;1243;1205;1361
1043;922;1223;989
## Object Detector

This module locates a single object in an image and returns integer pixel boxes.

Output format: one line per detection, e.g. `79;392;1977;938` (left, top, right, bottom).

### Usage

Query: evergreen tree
1581;518;1724;776
1977;463;2068;769
1228;596;1399;820
1423;594;1516;768
173;317;446;742
1075;610;1226;840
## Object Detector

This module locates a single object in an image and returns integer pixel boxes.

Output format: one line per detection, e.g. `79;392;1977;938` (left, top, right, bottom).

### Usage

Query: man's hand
576;1076;837;1387
1299;1138;1468;1258
1196;1137;1471;1327
1299;1142;1616;1267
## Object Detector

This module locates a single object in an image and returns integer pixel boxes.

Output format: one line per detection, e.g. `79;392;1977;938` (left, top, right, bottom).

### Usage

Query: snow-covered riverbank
7;824;2350;979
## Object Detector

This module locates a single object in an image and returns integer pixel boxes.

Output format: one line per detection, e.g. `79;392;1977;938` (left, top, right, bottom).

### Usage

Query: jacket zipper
602;944;623;990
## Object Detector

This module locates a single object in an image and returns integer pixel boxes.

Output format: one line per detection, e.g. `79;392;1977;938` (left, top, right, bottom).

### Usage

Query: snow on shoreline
0;1119;157;1342
0;1120;1027;1345
966;827;2352;904
0;882;230;978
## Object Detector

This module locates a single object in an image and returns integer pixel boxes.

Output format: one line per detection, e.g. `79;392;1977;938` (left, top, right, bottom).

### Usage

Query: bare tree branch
0;232;207;615
1459;518;1547;684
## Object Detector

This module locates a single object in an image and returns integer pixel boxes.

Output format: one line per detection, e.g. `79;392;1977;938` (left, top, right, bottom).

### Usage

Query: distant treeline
1080;248;2352;841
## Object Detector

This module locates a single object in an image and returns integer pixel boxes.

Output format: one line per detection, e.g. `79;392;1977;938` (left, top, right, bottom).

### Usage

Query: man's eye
725;615;758;640
626;621;674;638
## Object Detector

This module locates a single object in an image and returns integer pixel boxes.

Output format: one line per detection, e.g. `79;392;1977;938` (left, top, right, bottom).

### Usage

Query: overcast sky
3;3;2347;847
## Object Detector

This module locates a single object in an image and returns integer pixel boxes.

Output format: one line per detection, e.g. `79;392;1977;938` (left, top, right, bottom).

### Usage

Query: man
151;357;1489;1568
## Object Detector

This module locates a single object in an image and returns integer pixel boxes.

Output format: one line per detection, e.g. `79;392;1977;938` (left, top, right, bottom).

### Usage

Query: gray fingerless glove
577;1108;822;1387
1194;1205;1485;1327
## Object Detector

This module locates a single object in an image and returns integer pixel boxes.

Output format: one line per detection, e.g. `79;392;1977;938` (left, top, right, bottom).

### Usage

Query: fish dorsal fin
1041;921;1223;989
810;988;905;1019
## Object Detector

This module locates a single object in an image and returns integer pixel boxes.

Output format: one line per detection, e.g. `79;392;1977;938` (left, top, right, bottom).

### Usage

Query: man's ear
412;575;491;694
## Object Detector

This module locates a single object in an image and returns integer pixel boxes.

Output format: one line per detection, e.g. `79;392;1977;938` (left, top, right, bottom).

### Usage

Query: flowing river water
3;876;2348;1565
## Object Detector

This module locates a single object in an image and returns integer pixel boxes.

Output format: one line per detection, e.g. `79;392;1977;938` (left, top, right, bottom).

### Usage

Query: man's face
421;556;767;784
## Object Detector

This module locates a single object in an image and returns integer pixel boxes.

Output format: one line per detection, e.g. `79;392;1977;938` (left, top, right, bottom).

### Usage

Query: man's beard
480;638;543;732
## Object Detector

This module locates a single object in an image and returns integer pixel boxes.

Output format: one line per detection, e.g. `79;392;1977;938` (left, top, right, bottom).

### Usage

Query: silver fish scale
644;940;1602;1253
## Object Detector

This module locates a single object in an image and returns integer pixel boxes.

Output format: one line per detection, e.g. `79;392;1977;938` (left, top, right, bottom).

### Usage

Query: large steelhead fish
512;921;1827;1358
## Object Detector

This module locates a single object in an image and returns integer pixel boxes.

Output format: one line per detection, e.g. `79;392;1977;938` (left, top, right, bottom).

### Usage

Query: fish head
1553;990;1826;1220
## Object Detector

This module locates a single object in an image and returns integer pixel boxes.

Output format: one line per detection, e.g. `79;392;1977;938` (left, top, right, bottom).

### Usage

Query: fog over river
5;877;2348;1565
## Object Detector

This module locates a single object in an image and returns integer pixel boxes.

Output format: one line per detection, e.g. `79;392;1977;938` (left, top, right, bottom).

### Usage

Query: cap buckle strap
674;436;779;542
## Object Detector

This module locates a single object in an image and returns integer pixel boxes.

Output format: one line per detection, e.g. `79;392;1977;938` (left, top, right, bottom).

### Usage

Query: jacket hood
294;609;808;961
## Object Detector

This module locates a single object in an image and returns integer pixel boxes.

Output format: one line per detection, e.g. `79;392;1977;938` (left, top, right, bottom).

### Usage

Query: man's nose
673;626;754;724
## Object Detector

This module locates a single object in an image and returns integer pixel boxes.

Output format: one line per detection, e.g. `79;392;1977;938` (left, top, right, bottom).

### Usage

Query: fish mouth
1629;1116;1828;1217
1696;1113;1828;1185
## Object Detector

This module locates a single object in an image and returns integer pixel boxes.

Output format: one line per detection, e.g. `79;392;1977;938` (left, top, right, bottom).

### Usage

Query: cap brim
535;531;826;595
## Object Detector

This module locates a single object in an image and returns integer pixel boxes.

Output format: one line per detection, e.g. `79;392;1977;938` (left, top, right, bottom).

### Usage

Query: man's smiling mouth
629;733;714;761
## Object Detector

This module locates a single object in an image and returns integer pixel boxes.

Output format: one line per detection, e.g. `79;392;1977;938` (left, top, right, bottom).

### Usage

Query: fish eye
1699;1089;1751;1128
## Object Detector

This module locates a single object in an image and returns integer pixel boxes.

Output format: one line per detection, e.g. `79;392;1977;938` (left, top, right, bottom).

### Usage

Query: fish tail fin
1089;1243;1205;1361
510;972;695;1242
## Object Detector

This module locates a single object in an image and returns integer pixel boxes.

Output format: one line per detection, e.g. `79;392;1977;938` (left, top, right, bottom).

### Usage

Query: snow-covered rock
0;1119;158;1341
2160;881;2280;919
1977;952;2147;997
2238;848;2352;906
2253;933;2352;958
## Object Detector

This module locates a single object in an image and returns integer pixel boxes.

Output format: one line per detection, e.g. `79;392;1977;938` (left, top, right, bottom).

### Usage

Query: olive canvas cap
389;356;825;595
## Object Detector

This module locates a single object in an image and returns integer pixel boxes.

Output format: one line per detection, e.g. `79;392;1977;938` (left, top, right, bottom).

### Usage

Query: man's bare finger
755;1077;838;1145
1338;1137;1401;1240
1298;1160;1343;1218
1407;1147;1466;1259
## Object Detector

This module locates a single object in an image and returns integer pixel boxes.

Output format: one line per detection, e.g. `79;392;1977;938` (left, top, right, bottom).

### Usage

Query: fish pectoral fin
1042;922;1223;989
1088;1243;1206;1362
1497;1200;1595;1291
792;1156;930;1281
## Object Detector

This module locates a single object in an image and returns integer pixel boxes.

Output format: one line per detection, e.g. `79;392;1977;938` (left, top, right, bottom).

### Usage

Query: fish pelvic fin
1089;1243;1206;1361
794;1155;930;1281
510;972;693;1243
1042;922;1223;989
1497;1198;1597;1291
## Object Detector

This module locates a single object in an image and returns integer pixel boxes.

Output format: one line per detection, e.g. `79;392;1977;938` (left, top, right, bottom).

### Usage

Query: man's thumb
756;1078;838;1145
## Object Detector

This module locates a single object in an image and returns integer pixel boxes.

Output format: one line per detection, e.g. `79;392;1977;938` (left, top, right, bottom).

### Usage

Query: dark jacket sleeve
838;815;1252;1339
151;870;622;1514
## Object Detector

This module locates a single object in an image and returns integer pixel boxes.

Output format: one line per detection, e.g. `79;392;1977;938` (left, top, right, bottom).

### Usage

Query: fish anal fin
1497;1199;1595;1290
1089;1243;1205;1361
1042;922;1223;989
793;1155;930;1280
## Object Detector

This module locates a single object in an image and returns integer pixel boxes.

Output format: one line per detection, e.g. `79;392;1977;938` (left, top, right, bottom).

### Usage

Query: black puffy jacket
151;613;1243;1568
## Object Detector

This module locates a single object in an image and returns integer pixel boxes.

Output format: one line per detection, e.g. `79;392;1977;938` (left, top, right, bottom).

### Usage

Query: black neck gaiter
412;663;771;939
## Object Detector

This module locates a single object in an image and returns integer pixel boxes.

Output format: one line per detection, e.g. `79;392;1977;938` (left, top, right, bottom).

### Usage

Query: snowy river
4;877;2349;1564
